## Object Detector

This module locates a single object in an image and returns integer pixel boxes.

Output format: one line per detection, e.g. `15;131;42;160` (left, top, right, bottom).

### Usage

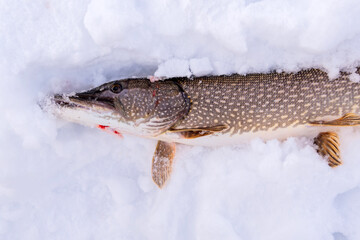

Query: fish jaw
42;93;123;129
42;94;173;138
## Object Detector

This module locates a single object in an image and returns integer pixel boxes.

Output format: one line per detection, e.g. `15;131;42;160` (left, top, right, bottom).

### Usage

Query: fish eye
110;83;122;93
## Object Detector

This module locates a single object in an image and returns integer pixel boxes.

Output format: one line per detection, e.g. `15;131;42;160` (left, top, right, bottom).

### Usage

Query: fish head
44;79;190;137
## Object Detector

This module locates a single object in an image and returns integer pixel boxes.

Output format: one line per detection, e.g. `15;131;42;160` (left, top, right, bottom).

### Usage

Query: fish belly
156;124;341;146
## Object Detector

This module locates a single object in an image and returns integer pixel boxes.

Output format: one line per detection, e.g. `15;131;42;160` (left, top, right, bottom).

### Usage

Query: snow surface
1;0;360;239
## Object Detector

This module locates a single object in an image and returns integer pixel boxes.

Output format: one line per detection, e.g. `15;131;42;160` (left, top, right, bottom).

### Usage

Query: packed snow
1;0;360;239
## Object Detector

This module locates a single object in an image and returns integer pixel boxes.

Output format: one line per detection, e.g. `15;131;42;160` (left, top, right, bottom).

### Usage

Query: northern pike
44;68;360;188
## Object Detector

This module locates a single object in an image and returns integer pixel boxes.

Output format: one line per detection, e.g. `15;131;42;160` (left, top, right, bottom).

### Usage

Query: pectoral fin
152;141;176;188
168;125;227;139
314;132;342;167
310;113;360;126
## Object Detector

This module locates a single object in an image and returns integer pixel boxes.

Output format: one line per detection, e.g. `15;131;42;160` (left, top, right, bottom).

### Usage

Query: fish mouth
52;92;116;111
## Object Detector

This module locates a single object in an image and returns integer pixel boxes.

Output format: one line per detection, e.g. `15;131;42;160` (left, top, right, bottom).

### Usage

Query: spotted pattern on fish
171;68;360;134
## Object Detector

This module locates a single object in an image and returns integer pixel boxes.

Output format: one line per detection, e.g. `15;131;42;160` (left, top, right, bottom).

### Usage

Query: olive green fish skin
170;68;360;134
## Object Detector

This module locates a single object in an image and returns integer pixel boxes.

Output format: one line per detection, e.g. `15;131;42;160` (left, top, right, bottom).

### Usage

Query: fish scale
172;69;360;135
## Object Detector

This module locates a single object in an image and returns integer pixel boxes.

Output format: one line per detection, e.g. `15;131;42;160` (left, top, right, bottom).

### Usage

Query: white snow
155;58;192;78
189;58;214;76
1;0;360;239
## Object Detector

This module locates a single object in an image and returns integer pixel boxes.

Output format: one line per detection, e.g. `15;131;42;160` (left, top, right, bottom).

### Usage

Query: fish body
159;69;360;145
45;67;360;187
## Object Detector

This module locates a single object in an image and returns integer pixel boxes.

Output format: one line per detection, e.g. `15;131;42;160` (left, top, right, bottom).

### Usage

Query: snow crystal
189;58;213;76
154;59;192;78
